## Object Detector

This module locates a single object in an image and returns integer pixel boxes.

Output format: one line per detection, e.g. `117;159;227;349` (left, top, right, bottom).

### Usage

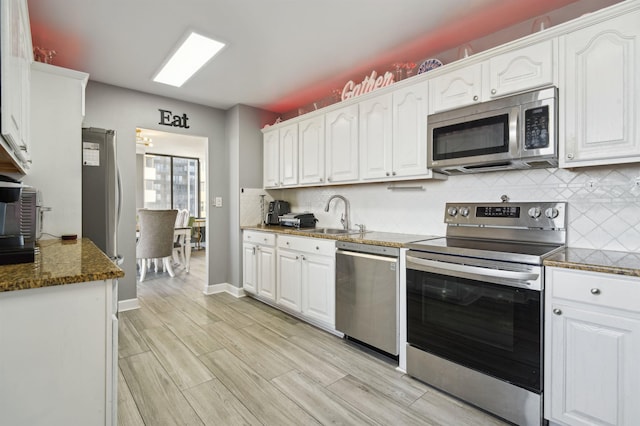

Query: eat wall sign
158;109;190;128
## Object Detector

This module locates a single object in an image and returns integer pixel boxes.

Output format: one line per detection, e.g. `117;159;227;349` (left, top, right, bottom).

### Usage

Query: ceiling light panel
153;32;225;87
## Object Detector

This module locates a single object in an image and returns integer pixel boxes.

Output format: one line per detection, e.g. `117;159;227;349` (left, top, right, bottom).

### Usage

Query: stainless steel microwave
427;87;557;174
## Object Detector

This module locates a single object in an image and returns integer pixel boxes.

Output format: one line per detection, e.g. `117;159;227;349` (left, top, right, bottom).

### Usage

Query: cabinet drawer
548;267;640;313
243;231;275;246
278;235;335;256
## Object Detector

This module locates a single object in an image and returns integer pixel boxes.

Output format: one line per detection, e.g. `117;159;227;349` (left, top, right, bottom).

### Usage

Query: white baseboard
118;298;140;312
204;282;246;298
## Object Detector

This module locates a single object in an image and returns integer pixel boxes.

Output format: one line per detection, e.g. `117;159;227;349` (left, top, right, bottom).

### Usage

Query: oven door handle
406;255;539;285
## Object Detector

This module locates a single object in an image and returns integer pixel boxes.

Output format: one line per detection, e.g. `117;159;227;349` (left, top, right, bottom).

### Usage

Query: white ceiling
27;0;620;114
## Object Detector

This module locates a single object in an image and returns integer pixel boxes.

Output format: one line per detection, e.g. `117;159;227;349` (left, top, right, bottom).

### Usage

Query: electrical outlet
214;196;223;207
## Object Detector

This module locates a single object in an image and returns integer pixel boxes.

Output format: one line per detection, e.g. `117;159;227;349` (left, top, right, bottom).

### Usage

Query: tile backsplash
267;164;640;252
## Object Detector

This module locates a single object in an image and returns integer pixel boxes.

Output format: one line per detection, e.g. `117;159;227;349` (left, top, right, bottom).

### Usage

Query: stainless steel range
405;199;567;426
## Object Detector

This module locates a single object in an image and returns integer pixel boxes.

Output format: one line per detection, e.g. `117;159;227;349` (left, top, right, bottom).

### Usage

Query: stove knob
528;207;541;219
545;207;559;219
447;207;458;217
459;207;470;217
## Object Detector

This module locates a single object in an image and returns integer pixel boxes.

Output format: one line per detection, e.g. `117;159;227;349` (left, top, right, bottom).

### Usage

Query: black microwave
427;87;558;174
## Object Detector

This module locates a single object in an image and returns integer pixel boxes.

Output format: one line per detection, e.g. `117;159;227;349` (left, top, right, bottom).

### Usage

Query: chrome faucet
324;195;350;230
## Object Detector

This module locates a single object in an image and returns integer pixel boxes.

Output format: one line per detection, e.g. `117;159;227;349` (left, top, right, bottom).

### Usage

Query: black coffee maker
265;200;291;225
0;175;34;264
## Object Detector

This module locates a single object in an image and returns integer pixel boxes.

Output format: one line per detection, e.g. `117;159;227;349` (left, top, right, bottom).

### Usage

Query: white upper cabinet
298;115;325;185
359;93;393;180
430;40;555;113
360;83;431;181
560;10;640;168
429;63;482;113
485;40;555;100
279;123;298;187
392;80;431;179
1;0;33;173
325;104;359;184
263;128;280;188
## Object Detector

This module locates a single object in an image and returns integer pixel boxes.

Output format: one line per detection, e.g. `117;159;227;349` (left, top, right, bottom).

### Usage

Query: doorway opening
135;128;208;286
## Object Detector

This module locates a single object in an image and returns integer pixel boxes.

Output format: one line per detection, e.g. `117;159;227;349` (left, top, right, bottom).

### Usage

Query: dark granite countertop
0;238;124;293
544;247;640;277
241;225;432;248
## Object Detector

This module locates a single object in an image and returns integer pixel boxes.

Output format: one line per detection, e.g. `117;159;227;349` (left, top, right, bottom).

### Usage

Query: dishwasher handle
336;249;398;263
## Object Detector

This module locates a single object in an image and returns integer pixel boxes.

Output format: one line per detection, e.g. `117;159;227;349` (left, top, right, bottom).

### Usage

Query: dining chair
136;209;178;282
173;209;192;269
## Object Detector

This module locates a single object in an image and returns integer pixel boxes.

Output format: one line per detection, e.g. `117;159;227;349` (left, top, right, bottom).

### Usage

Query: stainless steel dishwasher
335;241;399;356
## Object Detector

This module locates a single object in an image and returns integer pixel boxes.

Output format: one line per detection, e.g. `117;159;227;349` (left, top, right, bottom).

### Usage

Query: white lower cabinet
277;235;336;328
300;252;335;326
276;248;302;312
0;279;117;426
242;231;276;302
545;267;640;426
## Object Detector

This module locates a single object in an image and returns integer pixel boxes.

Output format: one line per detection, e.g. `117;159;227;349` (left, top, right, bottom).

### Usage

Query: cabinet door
393;81;431;178
360;93;393;180
546;304;640;425
257;245;276;301
486;40;555;99
302;253;335;327
429;63;482;113
276;249;302;312
263;129;280;188
298;116;325;185
326;104;359;183
242;242;257;294
1;0;32;169
561;11;640;167
279;123;298;187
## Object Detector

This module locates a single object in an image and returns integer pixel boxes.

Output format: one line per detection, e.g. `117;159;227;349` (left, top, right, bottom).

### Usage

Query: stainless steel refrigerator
82;127;122;263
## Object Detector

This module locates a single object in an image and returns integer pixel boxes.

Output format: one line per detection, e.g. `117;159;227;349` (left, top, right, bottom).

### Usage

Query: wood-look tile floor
118;250;510;426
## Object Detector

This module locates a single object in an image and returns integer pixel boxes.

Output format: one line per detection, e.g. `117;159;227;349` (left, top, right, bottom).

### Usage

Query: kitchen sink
305;228;365;235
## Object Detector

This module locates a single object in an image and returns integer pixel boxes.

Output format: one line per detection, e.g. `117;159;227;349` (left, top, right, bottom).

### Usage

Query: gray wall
226;104;277;287
84;82;227;301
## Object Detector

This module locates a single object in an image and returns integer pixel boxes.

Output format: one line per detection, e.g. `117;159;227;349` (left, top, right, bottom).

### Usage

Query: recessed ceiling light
153;32;225;87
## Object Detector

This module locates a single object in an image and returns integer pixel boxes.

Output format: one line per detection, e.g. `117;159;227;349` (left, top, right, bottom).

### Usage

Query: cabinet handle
553;308;562;315
386;172;390;176
319;178;324;182
286;241;290;245
301;255;306;261
491;88;497;95
315;246;320;250
567;153;574;160
327;177;333;182
392;171;397;176
473;95;479;101
295;256;299;260
252;247;255;254
590;288;601;295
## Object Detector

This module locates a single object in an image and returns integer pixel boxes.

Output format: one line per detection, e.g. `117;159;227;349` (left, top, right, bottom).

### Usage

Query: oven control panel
444;201;566;229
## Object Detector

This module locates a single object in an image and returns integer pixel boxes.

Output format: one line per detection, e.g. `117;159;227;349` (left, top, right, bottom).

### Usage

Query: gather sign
341;70;395;101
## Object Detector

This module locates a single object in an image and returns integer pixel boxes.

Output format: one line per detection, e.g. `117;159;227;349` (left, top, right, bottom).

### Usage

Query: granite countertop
544;247;640;277
0;238;125;293
242;225;433;248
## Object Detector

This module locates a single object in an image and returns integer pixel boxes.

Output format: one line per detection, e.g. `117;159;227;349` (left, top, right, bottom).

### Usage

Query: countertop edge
0;238;125;293
544;247;640;278
241;225;429;248
247;226;640;277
